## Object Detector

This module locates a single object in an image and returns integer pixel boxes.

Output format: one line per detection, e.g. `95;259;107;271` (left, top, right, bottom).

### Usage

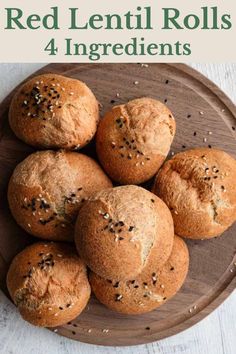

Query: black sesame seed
193;132;197;136
73;324;78;327
151;199;155;203
134;285;139;289
59;307;63;310
182;145;186;149
107;280;112;284
119;237;124;241
164;99;168;103
110;100;115;104
187;114;191;118
72;331;76;335
165;80;169;84
131;280;135;284
145;327;150;330
208;145;212;148
119;221;124;226
232;126;235;131
113;282;119;288
163;297;167;300
170;267;174;271
129;226;134;232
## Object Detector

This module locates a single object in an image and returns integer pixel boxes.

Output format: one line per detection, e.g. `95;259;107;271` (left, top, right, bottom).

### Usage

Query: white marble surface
0;63;235;354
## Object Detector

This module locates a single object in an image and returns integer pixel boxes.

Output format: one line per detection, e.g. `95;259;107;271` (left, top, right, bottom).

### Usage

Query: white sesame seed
208;131;213;135
48;307;52;311
69;92;74;95
203;138;207;143
62;87;65;91
103;213;110;219
57;254;63;258
189;308;193;313
160;284;165;289
141;63;149;68
193;305;197;310
88;329;92;333
230;269;234;273
35;81;40;85
141;162;145;166
199;111;204;115
27;223;31;228
102;329;109;333
171;151;175;156
54;329;58;333
54;313;58;317
116;93;120;98
27;112;31;116
134;81;139;85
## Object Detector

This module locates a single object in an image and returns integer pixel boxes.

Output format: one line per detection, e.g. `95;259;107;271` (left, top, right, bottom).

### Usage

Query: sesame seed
102;329;109;333
199;111;204;115
69;92;74;95
103;213;110;219
54;329;58;333
57;254;63;258
88;329;92;333
27;223;31;228
134;81;139;85
160;284;165;289
54;313;58;316
203;137;207;143
193;305;197;310
208;131;213;135
189;308;193;313
141;63;149;68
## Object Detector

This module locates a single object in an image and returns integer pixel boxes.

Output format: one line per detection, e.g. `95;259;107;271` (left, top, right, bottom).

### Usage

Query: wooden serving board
0;64;236;346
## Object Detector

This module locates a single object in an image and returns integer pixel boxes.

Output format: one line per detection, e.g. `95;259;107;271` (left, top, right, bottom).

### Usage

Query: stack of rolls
6;73;236;328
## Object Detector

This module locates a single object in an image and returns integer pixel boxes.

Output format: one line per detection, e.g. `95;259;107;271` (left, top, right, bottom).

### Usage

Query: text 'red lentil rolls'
9;74;99;149
75;185;174;281
96;97;176;184
8;150;112;242
90;236;189;315
153;148;236;239
7;242;91;327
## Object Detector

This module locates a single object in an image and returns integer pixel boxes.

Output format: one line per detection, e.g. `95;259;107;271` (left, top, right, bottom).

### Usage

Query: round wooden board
0;63;236;346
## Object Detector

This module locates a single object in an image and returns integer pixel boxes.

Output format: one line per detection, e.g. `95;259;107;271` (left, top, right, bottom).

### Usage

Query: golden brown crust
75;185;174;281
153;148;236;239
8;150;112;241
7;242;91;327
96;97;176;184
90;236;189;315
9;74;99;149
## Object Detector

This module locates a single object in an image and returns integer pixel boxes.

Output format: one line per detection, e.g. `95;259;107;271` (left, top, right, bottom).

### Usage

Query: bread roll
75;185;174;280
8;150;112;241
9;74;99;149
153;148;236;239
96;97;176;184
7;242;91;327
90;236;189;315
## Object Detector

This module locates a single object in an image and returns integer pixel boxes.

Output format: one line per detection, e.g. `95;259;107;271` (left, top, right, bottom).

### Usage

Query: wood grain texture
0;63;235;353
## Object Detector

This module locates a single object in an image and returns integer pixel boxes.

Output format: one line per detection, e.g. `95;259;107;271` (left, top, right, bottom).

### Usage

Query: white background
0;63;235;354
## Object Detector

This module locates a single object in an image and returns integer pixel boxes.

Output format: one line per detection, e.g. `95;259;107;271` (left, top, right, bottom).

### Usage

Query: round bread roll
7;242;91;327
96;97;176;184
153;148;236;239
8;150;112;242
75;185;174;281
90;236;189;315
9;74;99;149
